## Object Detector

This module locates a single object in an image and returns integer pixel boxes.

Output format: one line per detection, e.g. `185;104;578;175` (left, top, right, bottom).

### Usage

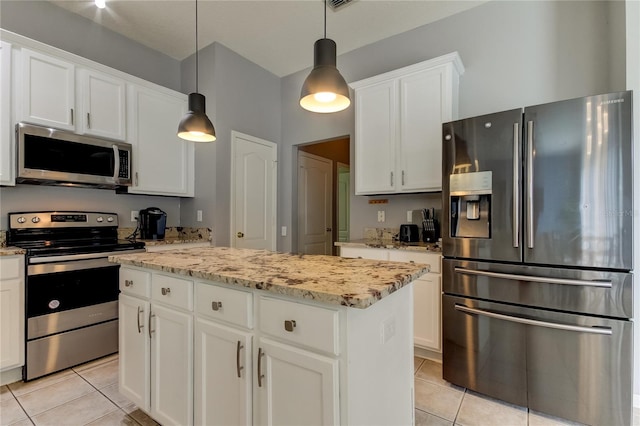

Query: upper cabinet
19;48;126;141
351;52;464;195
126;84;194;197
1;41;13;186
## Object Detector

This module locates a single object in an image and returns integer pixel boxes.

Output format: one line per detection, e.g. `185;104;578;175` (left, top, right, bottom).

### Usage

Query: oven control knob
96;216;104;223
17;217;26;223
107;216;114;223
31;217;40;223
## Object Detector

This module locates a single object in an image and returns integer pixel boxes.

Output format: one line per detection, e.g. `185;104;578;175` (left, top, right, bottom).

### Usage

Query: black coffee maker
139;207;167;240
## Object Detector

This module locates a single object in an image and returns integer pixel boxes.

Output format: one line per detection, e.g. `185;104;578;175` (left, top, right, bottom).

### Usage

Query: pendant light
299;0;351;113
177;0;216;142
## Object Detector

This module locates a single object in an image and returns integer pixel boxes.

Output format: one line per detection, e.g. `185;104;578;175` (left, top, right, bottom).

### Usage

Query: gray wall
278;0;626;252
180;43;282;246
0;0;185;230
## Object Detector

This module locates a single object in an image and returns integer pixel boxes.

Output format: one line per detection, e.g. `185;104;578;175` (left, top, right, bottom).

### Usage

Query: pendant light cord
324;0;327;38
195;0;199;93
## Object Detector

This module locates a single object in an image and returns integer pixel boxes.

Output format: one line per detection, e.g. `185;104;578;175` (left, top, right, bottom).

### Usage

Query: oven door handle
29;249;146;264
454;304;612;335
454;267;612;288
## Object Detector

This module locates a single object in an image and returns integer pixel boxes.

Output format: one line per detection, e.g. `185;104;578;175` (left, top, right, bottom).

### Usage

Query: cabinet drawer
120;267;151;298
152;274;193;311
259;296;339;356
195;282;253;329
339;246;389;261
0;257;22;280
388;251;441;273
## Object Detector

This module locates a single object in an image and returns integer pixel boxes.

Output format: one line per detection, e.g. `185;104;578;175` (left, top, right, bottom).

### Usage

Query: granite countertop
109;247;429;309
0;247;26;256
141;237;212;247
335;239;442;253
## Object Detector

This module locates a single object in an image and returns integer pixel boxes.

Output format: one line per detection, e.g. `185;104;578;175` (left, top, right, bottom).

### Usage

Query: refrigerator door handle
454;266;613;288
526;120;534;249
454;304;612;335
513;122;520;248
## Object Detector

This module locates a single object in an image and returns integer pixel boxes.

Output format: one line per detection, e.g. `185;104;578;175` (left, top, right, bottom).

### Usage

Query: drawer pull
236;341;244;378
284;320;297;332
125;279;133;287
161;287;171;296
212;301;223;311
257;347;265;387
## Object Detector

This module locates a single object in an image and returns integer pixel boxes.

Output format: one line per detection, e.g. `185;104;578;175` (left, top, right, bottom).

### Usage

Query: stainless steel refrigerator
441;91;633;426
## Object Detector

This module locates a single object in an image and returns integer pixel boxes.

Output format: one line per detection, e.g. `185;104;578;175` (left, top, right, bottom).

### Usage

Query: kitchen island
109;247;429;426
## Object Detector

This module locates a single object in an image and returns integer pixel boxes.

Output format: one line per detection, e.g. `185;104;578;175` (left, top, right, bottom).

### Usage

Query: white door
297;151;332;255
195;318;252;426
337;163;350;242
231;131;277;251
21;48;75;130
150;303;193;426
118;294;150;411
79;69;126;141
256;338;339;426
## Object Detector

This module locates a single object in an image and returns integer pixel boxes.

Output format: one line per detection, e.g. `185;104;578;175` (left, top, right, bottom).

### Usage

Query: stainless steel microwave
16;123;132;189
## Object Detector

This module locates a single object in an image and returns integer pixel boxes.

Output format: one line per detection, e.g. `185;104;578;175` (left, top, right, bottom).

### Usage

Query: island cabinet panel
118;294;150;411
194;318;252;426
0;255;25;372
255;338;339;426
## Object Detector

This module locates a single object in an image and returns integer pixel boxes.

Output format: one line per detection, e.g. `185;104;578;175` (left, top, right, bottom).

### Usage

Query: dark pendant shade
300;38;351;113
178;92;216;142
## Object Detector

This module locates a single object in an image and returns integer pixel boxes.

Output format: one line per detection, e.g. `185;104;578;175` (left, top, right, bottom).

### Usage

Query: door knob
237;231;244;238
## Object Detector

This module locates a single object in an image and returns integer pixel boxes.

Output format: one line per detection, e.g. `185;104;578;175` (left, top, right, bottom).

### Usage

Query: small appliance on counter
399;224;420;242
139;207;167;240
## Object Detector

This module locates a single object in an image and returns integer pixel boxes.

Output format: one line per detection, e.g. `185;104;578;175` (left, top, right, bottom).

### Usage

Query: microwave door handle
112;145;120;180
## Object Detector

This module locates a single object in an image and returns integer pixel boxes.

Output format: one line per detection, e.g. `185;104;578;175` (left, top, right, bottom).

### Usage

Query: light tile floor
1;354;638;426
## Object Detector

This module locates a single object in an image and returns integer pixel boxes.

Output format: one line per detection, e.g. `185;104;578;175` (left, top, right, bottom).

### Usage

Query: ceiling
48;0;485;77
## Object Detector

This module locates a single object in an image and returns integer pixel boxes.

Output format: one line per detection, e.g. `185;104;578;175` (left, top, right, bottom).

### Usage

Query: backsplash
363;227;399;240
117;227;212;242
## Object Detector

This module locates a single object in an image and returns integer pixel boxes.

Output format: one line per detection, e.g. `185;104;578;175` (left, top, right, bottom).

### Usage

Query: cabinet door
150;303;193;426
0;41;13;186
21;48;75;130
118;294;150;411
79;69;126;141
195;318;252;426
0;257;24;371
354;80;396;195
256;338;339;426
127;84;194;196
413;274;441;352
398;68;447;192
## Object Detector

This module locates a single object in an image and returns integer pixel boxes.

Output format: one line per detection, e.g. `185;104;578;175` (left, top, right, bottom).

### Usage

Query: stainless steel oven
8;211;145;380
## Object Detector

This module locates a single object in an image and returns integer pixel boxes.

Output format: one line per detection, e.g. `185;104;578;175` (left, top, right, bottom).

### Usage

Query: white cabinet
340;246;443;353
0;256;25;371
351;52;464;194
256;338;339;425
119;268;193;426
127;84;194;197
78;68;126;141
1;41;13;186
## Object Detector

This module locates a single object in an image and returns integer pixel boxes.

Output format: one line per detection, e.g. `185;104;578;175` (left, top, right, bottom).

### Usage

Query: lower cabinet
0;255;25;372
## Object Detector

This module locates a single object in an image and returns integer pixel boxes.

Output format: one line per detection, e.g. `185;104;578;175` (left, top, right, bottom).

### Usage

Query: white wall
279;0;626;253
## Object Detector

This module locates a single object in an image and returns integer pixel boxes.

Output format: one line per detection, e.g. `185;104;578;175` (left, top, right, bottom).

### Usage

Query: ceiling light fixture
299;0;351;113
177;0;216;142
95;0;106;9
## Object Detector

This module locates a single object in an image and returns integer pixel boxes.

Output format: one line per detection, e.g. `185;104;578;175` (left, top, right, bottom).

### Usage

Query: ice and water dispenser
449;171;492;239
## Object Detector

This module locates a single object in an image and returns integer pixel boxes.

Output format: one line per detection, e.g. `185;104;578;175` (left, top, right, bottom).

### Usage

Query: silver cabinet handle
212;301;222;311
390;171;394;186
161;287;171;296
526;120;534;249
454;266;612;288
125;279;133;287
70;108;74;125
148;311;155;338
237;231;244;238
284;320;296;332
454;304;612;335
512;122;520;248
402;170;405;186
137;305;143;333
113;145;120;180
236;340;244;378
87;112;91;129
135;172;139;186
257;347;265;387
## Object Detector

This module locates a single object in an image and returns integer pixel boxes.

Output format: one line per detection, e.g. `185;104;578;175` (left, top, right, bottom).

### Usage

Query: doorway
296;137;350;255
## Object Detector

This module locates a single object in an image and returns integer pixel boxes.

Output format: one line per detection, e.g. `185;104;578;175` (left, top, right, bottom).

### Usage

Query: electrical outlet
197;210;203;222
380;317;396;343
407;210;412;222
377;210;385;223
131;210;138;222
